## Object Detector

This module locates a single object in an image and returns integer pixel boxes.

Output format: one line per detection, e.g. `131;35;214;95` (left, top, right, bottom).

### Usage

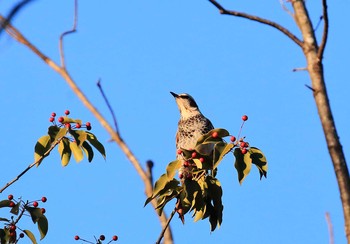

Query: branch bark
0;14;173;244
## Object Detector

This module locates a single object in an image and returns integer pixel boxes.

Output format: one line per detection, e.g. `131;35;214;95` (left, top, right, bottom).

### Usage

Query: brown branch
0;12;173;244
325;212;334;244
292;1;350;242
156;208;176;244
0;138;62;193
317;0;329;60
59;0;78;68
208;0;303;48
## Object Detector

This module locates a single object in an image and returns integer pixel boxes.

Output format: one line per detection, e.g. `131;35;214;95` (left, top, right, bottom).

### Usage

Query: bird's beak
170;92;179;98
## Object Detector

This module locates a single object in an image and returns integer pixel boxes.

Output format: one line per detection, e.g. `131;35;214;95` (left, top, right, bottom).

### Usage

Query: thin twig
208;0;303;48
292;67;307;72
313;16;323;32
304;84;315;92
97;79;120;134
146;160;154;187
156;209;176;244
59;0;78;68
325;212;334;244
0;139;61;193
317;0;329;60
279;0;294;18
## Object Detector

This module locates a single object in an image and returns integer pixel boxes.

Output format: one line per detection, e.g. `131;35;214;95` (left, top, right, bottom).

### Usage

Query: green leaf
0;200;11;208
10;202;20;215
183;179;203;212
0;218;10;222
213;142;234;169
82;141;94;162
206;176;223;229
146;174;168;204
70;130;87;146
166;160;182;180
249;147;268;179
196;128;230;146
0;228;9;244
58;138;72;167
24;229;37;244
86;132;106;159
34;135;51;164
60;117;82;125
69;141;84;163
37;215;48;240
234;148;252;184
25;206;43;224
48;126;68;143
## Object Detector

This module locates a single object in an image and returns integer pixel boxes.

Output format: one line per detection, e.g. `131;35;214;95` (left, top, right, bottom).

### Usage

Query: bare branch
0;139;62;193
208;0;303;48
292;67;307;72
279;0;294;18
156;209;176;244
325;212;334;244
59;0;78;68
317;0;329;60
146;160;154;186
97;79;120;134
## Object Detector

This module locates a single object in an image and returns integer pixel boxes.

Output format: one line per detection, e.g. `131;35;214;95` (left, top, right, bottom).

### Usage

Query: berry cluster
177;149;205;181
5;194;48;242
49;110;92;130
74;234;118;243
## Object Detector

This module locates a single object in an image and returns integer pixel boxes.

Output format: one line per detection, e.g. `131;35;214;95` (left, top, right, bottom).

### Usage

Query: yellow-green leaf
69;141;84;163
82;141;94;162
58;138;72;167
23;229;37;244
234;148;252;184
249;147;268;179
213;142;234;169
69;130;87;146
38;216;48;240
166;160;182;180
86;132;106;159
34;135;51;165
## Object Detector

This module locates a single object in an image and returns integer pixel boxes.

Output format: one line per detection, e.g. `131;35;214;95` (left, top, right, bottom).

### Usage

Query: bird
170;92;214;159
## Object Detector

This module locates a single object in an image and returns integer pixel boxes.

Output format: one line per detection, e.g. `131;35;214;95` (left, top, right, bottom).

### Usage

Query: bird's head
170;92;201;119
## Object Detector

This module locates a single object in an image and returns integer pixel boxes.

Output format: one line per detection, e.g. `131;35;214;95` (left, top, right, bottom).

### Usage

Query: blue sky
0;0;349;243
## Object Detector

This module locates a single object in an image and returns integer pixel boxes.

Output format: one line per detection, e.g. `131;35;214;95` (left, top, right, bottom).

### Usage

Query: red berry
49;117;54;122
19;233;25;238
86;122;91;127
230;136;236;142
241;148;248;154
199;157;204;163
191;152;197;158
187;174;193;180
9;201;15;207
64;110;70;115
177;149;182;155
8;194;13;200
183;161;190;167
240;142;247;148
9;225;16;231
179;173;184;179
41;196;47;202
100;235;105;241
212;131;218;138
65;123;71;129
9;231;16;237
41;208;46;214
74;235;80;240
33;201;39;208
51;112;56;117
75;123;81;129
112;235;118;241
58;117;64;123
242;115;248;121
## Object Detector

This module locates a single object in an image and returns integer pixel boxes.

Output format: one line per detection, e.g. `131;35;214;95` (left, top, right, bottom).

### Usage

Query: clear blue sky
0;1;349;243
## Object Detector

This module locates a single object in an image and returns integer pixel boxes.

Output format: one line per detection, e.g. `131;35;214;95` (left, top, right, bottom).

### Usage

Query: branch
0;12;173;244
97;79;120;134
156;209;176;244
59;0;78;68
325;212;334;244
208;0;303;48
317;0;329;60
0;139;61;193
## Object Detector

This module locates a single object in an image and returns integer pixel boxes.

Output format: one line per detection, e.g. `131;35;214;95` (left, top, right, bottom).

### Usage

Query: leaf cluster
145;128;268;231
